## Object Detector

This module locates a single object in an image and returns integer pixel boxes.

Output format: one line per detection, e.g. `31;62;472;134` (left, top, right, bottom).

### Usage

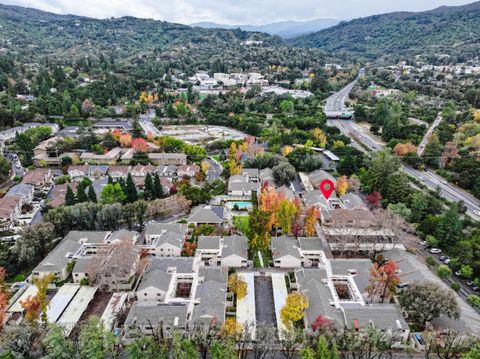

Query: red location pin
319;179;335;200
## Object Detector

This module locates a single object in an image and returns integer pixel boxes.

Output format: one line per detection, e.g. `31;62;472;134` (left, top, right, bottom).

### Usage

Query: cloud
0;0;474;25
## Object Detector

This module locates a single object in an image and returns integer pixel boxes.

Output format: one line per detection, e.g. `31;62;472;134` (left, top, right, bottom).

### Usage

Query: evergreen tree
88;184;97;203
125;173;138;203
144;173;153;200
65;185;76;206
436;203;463;247
153;173;163;199
76;185;88;203
118;177;126;191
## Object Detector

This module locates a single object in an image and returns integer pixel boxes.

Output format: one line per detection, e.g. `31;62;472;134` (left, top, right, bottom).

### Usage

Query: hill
0;4;279;63
190;18;340;38
289;2;480;62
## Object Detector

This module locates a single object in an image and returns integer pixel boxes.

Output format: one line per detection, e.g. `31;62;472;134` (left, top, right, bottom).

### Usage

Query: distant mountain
289;2;480;61
0;4;279;62
191;18;340;38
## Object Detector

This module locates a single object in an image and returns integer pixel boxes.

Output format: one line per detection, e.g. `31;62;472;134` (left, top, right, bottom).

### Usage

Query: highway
324;76;480;220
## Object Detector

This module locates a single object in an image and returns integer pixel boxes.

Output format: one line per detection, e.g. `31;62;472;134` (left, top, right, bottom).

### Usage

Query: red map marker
319;179;335;200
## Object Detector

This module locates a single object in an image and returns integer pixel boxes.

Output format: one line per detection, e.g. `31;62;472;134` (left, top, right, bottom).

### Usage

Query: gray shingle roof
125;303;188;328
138;257;196;293
144;223;188;238
271;236;301;260
6;183;33;200
295;268;345;328
197;236;221;250
298;237;325;251
221;234;248;259
330;259;372;293
188;206;224;224
193;267;228;326
34;231;110;273
342;304;408;330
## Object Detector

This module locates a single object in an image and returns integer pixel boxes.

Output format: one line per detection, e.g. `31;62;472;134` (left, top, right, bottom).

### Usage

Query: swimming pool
228;201;253;210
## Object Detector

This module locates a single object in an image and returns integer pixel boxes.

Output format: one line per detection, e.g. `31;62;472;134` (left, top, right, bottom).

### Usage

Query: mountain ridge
289;1;480;61
190;18;341;38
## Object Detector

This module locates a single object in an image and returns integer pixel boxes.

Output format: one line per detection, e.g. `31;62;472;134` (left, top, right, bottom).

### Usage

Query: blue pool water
229;201;252;209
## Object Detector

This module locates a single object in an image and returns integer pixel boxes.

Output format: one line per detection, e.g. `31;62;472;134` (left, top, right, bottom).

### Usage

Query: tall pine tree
125;173;138;203
65;185;76;206
144;173;153;200
76;185;88;203
88;184;97;203
153;173;163;199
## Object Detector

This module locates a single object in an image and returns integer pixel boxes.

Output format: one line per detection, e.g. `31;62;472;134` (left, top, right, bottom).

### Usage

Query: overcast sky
0;0;474;25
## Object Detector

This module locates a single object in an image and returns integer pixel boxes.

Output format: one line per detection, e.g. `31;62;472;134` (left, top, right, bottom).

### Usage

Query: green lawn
233;216;250;236
211;155;221;162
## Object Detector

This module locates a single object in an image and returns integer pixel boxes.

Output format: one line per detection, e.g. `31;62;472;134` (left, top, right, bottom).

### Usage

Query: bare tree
86;235;146;291
279;327;304;359
251;325;277;359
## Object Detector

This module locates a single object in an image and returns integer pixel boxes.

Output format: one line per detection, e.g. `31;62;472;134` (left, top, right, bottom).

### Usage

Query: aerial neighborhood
1;1;480;357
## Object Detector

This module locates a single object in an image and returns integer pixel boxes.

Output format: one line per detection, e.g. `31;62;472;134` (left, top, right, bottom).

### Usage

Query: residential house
308;169;335;189
142;223;188;257
136;257;197;302
80;147;123;165
156;165;177;177
32;231;111;281
260;168;274;186
221;235;249;267
240;168;260;182
321;209;396;252
22;168;52;193
148;153;187;166
6;183;34;204
86;165;109;180
188;205;224;227
107;166;131;180
131;164;156;177
196;236;222;266
271;236;326;268
177;164;200;178
92;119;133;131
124;303;188;337
228;181;260;196
0;196;22;229
48;182;79;208
68;165;89;182
192;267;228;327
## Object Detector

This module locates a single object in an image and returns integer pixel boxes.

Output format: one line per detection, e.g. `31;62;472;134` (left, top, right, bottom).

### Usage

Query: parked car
455;271;461;277
466;280;474;287
429;248;442;254
472;286;479;292
439;255;448;262
440;180;448;185
444;259;450;264
420;241;428;247
474;210;480;216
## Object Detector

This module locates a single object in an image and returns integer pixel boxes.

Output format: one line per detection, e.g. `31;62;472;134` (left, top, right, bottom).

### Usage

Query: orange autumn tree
393;142;417;157
0;267;7;330
366;260;400;304
259;185;284;230
21;295;41;322
119;133;132;148
336;176;349;195
132;137;149;152
111;129;122;141
282;145;294;156
304;206;320;237
146;131;155;142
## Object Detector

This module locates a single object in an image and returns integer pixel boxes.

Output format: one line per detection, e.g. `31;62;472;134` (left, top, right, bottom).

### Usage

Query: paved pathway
254;276;277;327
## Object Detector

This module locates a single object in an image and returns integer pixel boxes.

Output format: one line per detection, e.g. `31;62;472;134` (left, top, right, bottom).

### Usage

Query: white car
418;176;425;181
440;180;447;185
429;248;442;254
474;210;480;216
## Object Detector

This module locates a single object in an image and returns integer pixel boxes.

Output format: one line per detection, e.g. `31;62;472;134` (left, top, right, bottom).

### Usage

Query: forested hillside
290;2;480;62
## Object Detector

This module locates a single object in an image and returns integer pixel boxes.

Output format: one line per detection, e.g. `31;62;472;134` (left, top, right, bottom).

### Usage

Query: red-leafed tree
366;191;382;208
367;260;400;303
311;314;335;333
132;137;149;152
183;242;197;257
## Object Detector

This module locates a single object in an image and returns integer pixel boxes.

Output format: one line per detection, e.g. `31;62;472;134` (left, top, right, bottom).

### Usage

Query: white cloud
0;0;474;25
